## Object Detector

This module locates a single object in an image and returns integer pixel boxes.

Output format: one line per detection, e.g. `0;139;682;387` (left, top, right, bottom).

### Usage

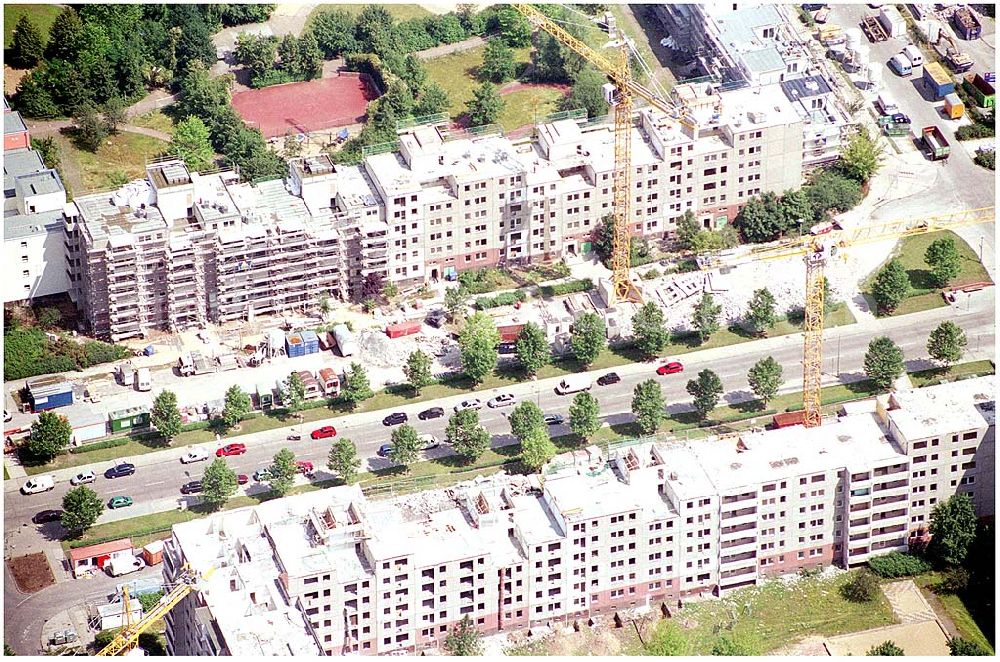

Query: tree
222;385;252;428
60;486;104;533
169;117;214;171
870;259;911;314
235;31;278;79
686;369;723;420
590;215;615;267
151;390;183;443
467;82;505;126
509;401;544;442
46;7;84;62
691;293;722;342
866;641;904;656
675;210;700;249
927;321;967;366
10;16;45;69
389;424;421;467
569;392;601;439
778;188;815;233
444;286;468;321
842;570;881;602
745;288;778;336
864;336;905;391
571;312;607;367
747;356;782;407
268;448;297;497
414;82;450;116
928;494;977;567
404;350;434;394
480;39;515;83
27;411;72;461
342;362;374;407
459;312;501;383
101;96;127;134
645;621;690;656
515;322;550;376
496;6;532;46
632;302;669;358
73;103;109;153
172;7;217;72
520;425;557;471
632;379;665;434
734;193;784;243
838;126;884;183
924;236;962;288
14;69;60;119
443;614;482;656
296;31;323;80
328;437;361;484
310;9;359;58
805;168;863;220
948;638;990;656
201;458;238;510
355;5;396;53
281;371;306;412
446;409;491;463
382;78;415;117
562;67;608;119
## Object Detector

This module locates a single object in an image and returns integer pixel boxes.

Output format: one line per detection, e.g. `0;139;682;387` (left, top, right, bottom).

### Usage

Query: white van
902;45;923;68
876;92;899;115
21;475;55;495
888;54;912;77
135;367;151;392
555;374;593;395
107;555;146;577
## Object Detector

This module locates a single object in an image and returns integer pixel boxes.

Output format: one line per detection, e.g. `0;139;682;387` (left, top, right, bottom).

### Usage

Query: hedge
68;524;173;549
867;552;932;578
69;438;129;455
540;278;594;297
475;290;527;310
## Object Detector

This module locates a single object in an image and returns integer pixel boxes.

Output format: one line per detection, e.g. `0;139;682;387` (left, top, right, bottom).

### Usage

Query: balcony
874;479;908;492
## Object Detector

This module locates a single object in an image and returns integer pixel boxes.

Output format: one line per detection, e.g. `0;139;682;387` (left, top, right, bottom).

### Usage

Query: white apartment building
163;377;994;656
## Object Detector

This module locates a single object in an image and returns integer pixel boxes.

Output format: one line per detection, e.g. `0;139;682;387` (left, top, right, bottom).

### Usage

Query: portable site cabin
108;406;150;434
67;408;108;446
318;368;340;397
26;375;73;411
256;382;275;409
68;539;133;578
943;93;965;119
297;371;322;400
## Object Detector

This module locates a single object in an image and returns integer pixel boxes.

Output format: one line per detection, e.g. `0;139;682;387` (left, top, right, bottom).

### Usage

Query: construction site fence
361;139;401;157
396;112;450;130
360;464;506;500
545;107;587;123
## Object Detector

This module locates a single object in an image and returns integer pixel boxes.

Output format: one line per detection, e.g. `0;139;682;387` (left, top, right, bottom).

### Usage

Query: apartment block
163;378;993;656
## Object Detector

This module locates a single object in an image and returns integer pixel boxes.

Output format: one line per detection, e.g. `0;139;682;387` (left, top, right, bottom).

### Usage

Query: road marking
106;488;128;494
147;481;164;486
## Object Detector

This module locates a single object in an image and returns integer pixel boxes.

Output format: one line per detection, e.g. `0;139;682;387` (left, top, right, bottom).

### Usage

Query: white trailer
878;6;907;39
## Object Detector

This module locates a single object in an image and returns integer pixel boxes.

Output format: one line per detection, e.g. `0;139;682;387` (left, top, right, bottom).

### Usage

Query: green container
108;406;150;433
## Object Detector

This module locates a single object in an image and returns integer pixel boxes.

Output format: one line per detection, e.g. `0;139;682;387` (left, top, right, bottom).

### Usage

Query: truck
178;354;195;376
878;6;906;39
963;73;996;109
952;6;982;40
922;61;955;100
134;367;151;392
107;556;146;578
817;24;845;46
921;126;951;161
883;121;911;137
555;374;593;395
933;34;974;73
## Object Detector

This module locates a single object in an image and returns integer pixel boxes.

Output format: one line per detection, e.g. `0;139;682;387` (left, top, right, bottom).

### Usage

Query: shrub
974;149;995;170
68;438;129;455
938;567;970;593
474;290;527;310
540;278;594;297
867;552;931;578
841;570;881;603
641;268;661;280
956;123;995;141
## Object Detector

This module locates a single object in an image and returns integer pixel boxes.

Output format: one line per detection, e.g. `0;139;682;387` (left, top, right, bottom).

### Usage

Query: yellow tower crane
97;564;215;656
512;4;695;304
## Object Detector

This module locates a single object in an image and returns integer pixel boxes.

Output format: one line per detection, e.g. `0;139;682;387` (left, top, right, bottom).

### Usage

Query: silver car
70;470;96;485
454;398;482;413
487;393;515;408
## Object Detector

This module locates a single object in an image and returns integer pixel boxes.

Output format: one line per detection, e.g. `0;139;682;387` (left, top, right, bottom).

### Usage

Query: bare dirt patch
824;620;951;656
4;65;28;96
8;552;56;593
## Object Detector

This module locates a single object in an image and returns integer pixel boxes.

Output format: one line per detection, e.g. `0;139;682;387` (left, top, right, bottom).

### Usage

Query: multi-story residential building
164;377;994;656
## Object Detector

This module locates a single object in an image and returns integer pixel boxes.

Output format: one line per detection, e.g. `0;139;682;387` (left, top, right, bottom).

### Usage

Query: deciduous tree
561;66;608;119
404;350;434;394
509;401;544;442
281;371;306;412
686;369;723;420
871;259;911;314
520;425;556;470
948;638;990;656
201;458;238;510
863;336;904;391
924;236;962;288
632;379;665;434
446;409;491;463
866;641;904;656
927;321;967;366
342;362;374;408
151;390;183;443
389;424;421;467
61;486;104;533
632;302;669;358
28;411;72;461
415;82;450;116
269;448;297;497
479;39;515;83
747;356;782;406
495;6;532;47
328;437;361;483
746;288;777;336
73;103;108;152
467;81;505;126
692;293;722;342
929;494;977;567
222;385;252;428
444;614;482;655
838;126;884;183
459;312;500;383
515;322;550;376
675;210;700;248
569;392;601;439
169;116;214;171
309;10;359;58
571;312;606;367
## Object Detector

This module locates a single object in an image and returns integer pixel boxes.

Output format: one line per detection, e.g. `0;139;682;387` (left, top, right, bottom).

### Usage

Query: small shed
141;541;164;566
94;598;143;630
256;382;274;409
68;538;133;578
108;406;150;434
67;408;108;446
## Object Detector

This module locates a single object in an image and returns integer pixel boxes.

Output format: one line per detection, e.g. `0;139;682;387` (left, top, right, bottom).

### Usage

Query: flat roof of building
888;376;996;439
16;169;64;197
4;110;27;136
781;74;834;101
4;148;44;191
4;209;64;240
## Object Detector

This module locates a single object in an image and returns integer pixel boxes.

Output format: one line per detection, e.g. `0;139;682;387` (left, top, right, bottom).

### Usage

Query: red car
656;361;684;375
237;474;249;486
216;443;247;457
296;460;315;474
310;426;337;440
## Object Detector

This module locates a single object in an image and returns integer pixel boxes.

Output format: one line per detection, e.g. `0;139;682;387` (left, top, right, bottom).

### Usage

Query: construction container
883;121;910;137
496;323;526;343
141;541;164;566
772;411;806;428
318;368;340;397
256;382;274;409
26;376;74;411
943;93;965;119
963;73;996;108
386;320;422;339
300;330;320;354
285;333;305;358
318;331;335;351
297;370;322;400
921;126;951;161
922;61;955;100
878;6;906;39
332;324;357;356
952;7;982;40
108;406;150;433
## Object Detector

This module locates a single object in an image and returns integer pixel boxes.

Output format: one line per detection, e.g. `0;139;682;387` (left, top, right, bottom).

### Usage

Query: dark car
32;509;63;524
383;412;408;426
377;443;393;458
597;372;621;386
497;342;517;355
426;311;446;328
181;481;203;495
418;407;445;420
237;474;249;486
105;463;136;479
890;112;911;125
543;414;565;426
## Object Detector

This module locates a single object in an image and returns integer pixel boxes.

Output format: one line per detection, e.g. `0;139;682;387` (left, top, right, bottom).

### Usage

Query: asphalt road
5;304;993;528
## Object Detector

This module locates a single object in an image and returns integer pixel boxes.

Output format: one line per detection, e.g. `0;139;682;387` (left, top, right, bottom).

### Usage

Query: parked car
216;443;246;457
596;372;621;386
107;556;145;577
310;426;337;440
180;481;203;495
70;470;96;485
181;448;210;464
3;410;11;422
891;112;911;125
108;496;134;509
295;460;314;475
104;463;135;479
253;468;273;482
426;310;446;328
377;443;393;458
656;361;685;375
418;407;445;420
383;412;408;426
454;398;482;413
32;509;63;524
237;474;249;486
543;414;565;426
497;342;517;355
419;434;440;451
487;393;515;408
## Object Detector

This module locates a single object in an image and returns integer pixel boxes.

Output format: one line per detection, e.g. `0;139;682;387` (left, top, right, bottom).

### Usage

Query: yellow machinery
97;564;215;656
513;4;695;304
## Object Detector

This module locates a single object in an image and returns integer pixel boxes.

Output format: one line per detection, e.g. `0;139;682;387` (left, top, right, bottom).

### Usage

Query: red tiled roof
68;538;132;562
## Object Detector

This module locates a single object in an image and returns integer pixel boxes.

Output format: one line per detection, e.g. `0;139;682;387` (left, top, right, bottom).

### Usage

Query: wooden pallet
861;16;887;42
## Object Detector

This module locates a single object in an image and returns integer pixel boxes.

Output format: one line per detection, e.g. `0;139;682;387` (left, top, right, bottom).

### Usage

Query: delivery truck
921;126;951;161
923;61;956;100
555;374;593;395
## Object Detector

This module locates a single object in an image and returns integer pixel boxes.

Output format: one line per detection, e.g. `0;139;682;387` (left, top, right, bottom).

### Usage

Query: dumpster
943;93;965;119
963;73;996;108
386;320;422;339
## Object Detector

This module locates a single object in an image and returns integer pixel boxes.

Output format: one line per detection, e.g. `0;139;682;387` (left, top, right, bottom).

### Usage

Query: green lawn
53;131;168;195
497;87;565;132
863;231;992;317
307;4;431;26
605;4;676;91
913;572;994;654
423;45;532;120
129;110;175;136
669;571;896;654
3;4;62;49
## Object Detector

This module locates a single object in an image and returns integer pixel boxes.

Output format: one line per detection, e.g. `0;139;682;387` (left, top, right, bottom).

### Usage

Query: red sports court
231;73;378;139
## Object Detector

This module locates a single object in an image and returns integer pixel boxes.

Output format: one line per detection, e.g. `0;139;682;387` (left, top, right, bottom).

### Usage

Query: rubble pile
356;329;419;368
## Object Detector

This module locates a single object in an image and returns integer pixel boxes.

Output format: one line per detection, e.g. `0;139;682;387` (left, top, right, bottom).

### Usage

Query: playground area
231;72;379;140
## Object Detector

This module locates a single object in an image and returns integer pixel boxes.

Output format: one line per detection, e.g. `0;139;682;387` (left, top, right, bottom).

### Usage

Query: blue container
285;334;305;358
33;389;74;411
301;330;320;354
